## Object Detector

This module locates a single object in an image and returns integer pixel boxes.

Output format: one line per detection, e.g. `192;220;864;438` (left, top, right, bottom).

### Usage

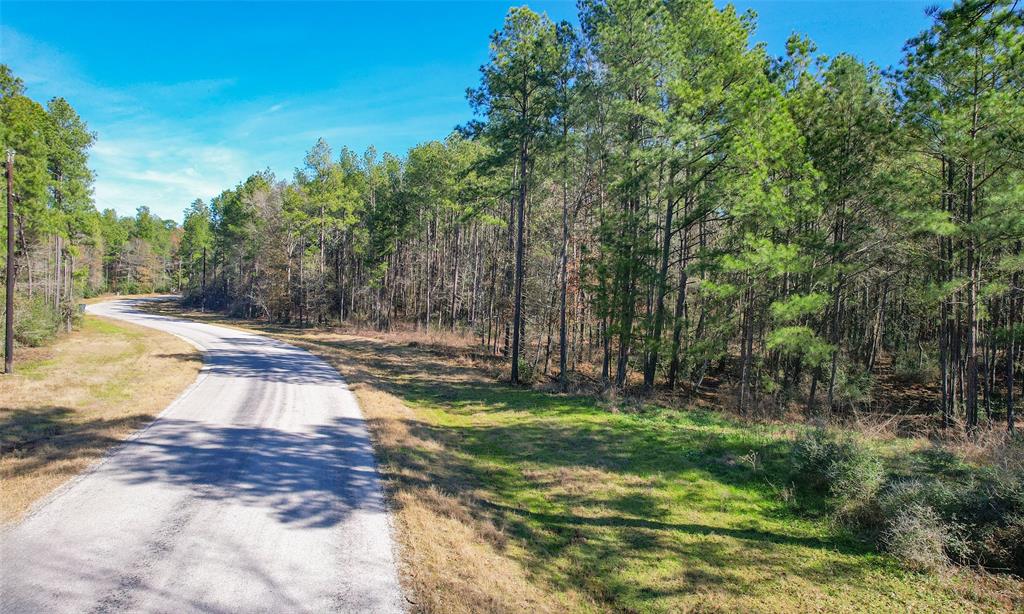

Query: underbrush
0;292;70;349
792;427;1024;575
892;348;941;385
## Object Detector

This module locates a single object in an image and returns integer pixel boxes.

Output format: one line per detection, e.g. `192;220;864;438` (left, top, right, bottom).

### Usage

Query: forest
164;0;1023;436
2;0;1022;428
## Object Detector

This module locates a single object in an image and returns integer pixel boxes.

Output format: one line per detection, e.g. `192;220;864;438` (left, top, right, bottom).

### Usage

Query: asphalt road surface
1;298;404;613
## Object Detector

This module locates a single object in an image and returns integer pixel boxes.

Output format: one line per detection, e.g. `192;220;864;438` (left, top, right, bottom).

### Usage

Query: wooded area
171;0;1022;434
2;0;1022;433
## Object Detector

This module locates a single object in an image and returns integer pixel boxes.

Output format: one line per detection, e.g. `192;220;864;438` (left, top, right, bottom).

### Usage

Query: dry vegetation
79;292;176;305
139;302;1023;613
0;314;201;523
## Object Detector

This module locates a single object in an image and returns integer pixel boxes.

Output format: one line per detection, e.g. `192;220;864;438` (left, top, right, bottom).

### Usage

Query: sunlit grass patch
337;342;1020;612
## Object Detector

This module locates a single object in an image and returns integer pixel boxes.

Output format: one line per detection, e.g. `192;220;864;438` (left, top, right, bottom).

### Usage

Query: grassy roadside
0;314;201;523
138;303;1024;613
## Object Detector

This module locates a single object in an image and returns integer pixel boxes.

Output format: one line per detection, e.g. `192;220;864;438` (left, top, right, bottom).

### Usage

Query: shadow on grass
475;498;854;552
376;407;885;607
152;352;203;365
285;337;893;608
0;406;155;475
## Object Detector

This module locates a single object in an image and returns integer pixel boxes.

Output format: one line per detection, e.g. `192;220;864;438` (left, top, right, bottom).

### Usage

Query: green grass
380;375;1016;612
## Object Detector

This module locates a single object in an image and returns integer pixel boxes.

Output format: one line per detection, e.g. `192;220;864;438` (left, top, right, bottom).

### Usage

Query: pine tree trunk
965;158;979;431
510;132;528;385
645;188;676;389
668;211;690;389
738;287;754;414
558;169;570;390
1009;241;1020;433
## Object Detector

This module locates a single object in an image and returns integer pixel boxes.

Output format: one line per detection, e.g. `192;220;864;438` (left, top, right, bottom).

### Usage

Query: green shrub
892;349;940;385
878;479;968;564
939;464;1024;574
833;366;875;406
117;279;142;295
515;359;534;385
793;430;1024;575
791;428;837;490
13;293;61;347
869;468;1024;575
792;428;884;504
0;291;77;353
984;513;1024;574
877;478;929;513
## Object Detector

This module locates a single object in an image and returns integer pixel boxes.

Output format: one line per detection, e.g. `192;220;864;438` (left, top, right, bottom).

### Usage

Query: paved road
1;298;404;613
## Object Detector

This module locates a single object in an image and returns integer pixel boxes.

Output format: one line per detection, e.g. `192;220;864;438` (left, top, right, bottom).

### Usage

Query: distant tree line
1;66;180;351
176;0;1023;433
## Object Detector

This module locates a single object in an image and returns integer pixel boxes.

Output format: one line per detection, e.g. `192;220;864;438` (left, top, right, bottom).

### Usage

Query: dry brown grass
79;292;172;305
942;423;1024;468
0;315;201;523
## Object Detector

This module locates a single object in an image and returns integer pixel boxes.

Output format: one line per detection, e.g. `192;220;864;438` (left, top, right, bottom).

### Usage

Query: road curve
1;298;404;613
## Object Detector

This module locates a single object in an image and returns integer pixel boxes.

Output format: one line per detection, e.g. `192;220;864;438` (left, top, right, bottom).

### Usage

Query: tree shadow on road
103;416;386;528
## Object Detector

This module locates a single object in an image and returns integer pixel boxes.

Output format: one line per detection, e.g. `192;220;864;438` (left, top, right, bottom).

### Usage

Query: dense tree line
1;66;180;351
178;0;1023;433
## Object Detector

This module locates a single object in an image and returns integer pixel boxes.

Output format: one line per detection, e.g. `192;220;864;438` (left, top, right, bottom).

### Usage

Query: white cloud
90;135;250;219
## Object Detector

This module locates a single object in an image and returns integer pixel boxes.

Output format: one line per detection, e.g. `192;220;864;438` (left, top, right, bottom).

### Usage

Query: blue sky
2;1;943;222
